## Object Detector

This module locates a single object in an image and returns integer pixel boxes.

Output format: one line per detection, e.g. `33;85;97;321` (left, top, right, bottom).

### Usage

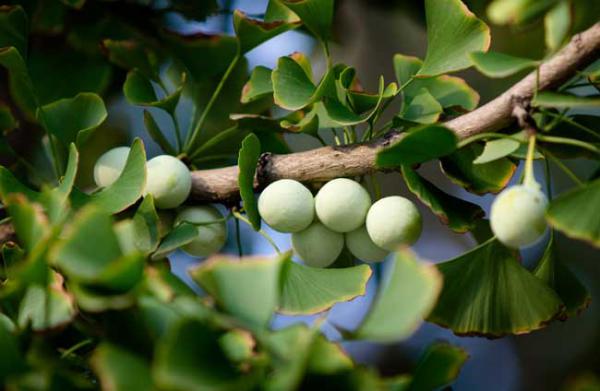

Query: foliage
0;0;598;389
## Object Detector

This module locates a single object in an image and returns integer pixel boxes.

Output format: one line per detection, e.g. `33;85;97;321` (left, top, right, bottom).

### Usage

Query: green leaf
533;234;590;318
354;249;442;342
153;319;244;390
545;1;571;51
233;9;299;54
546;178;600;247
123;70;185;113
281;0;334;42
408;342;469;391
0;47;37;120
152;222;197;260
0;318;27;384
418;0;491;77
238;133;261;231
469;51;538;78
5;194;49;252
50;206;122;281
266;0;301;23
39;92;107;147
272;55;319;111
440;143;517;194
189;254;285;328
401;165;484;233
0;5;28;58
376;125;458;168
102;39;159;81
428;239;563;337
393;54;479;111
399;88;443;124
143;110;176;155
488;0;559;25
532;91;600;108
17;273;76;331
91;344;154;391
278;257;372;315
473;138;521;164
0;103;17;133
81;138;147;214
128;195;160;254
0;167;39;203
241;66;273;103
323;77;390;126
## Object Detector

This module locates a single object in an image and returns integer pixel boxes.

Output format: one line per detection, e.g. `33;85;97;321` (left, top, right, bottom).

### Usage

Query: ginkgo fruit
175;205;227;257
292;221;344;268
366;196;422;251
145;155;192;209
345;225;389;263
93;146;130;188
490;184;548;248
258;179;314;233
315;178;371;233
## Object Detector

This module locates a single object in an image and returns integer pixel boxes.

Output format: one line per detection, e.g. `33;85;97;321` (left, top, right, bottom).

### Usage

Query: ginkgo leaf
238;134;261;231
233;9;299;54
473;138;521;164
470;51;538;78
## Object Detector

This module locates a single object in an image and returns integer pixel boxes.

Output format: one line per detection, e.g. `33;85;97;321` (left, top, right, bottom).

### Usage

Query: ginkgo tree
0;0;599;389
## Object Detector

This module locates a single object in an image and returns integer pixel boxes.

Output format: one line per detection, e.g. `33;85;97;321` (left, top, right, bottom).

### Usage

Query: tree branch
191;23;600;203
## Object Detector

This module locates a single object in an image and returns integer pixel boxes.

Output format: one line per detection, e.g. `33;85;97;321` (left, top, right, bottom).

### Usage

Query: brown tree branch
191;22;600;203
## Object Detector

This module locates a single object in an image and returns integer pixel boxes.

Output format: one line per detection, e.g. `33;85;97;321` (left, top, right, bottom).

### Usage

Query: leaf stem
540;147;584;186
457;132;524;148
541;110;600;142
185;55;240;152
537;135;600;155
235;218;243;257
232;210;280;254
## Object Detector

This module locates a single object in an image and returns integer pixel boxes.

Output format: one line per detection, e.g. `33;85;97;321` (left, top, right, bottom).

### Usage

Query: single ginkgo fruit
366;196;422;251
145;155;192;209
258;179;314;233
93;146;130;188
315;178;371;233
175;205;227;257
292;221;344;268
490;184;548;248
346;225;389;263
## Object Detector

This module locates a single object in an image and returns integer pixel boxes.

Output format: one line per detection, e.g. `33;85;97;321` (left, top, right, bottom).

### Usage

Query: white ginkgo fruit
175;205;227;257
292;221;344;268
345;225;389;263
258;179;314;233
93;146;130;188
366;196;422;251
145;155;192;209
490;184;548;248
315;178;371;233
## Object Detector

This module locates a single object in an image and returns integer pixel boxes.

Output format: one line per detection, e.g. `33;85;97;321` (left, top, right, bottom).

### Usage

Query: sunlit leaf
376;124;458;167
473;138;521;164
233;10;299;54
418;0;491;77
440;143;516;194
533;234;590;318
238;133;261;231
265;0;300;23
470;51;538;78
241;66;273;103
272;55;328;111
39;92;107;147
545;1;571;51
190;254;285;328
533;91;600;108
0;5;27;57
488;0;558;25
402;165;484;233
546;178;600;247
353;249;442;342
428;239;563;337
278;257;371;315
91;343;154;391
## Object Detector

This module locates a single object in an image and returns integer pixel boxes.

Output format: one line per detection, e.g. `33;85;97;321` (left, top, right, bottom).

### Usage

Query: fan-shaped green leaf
5;194;49;252
377;124;458;168
281;0;334;42
0;316;27;383
39;92;107;147
238;133;261;231
533;234;590;318
533;91;600;108
189;254;285;328
546;178;600;247
545;1;571;51
400;88;443;124
473;138;521;164
354;249;442;342
401;165;484;233
241;66;273;103
440;143;516;194
120;195;160;255
102;39;159;81
470;51;538;78
408;342;469;391
233;10;299;54
0;5;27;58
0;166;39;202
323;77;388;126
0;47;37;120
278;258;372;315
428;239;563;337
152;222;197;260
91;343;154;391
123;70;185;113
265;0;300;23
418;0;491;77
